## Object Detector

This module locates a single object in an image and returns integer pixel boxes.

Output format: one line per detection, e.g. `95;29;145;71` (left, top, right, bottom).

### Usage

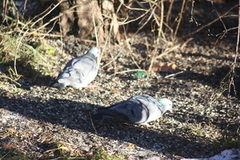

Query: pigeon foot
141;123;152;128
86;84;97;88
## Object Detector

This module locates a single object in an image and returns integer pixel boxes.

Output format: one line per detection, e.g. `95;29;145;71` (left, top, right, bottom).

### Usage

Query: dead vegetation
0;0;240;159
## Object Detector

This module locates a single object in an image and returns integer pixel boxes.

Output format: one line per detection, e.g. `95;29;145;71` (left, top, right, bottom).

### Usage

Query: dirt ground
0;1;240;159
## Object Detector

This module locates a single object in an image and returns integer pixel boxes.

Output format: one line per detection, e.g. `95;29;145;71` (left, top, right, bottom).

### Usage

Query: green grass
0;149;30;160
0;32;56;79
0;143;124;160
42;141;124;160
90;146;124;160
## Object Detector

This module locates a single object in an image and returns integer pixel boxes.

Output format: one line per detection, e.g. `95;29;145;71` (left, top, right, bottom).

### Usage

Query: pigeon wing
94;99;150;124
51;58;77;88
71;55;97;84
56;58;78;79
53;55;97;88
131;95;164;123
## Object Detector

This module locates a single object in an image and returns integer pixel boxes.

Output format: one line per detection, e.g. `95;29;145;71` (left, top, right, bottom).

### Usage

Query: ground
0;1;240;160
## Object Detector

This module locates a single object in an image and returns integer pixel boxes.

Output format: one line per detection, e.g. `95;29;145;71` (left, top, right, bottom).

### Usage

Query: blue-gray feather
52;47;100;89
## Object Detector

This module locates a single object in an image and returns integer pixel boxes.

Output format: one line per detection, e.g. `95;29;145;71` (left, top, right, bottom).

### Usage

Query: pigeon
52;47;100;89
92;95;173;126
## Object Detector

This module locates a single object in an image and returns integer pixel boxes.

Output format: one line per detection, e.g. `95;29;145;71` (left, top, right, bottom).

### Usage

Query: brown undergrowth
0;0;239;159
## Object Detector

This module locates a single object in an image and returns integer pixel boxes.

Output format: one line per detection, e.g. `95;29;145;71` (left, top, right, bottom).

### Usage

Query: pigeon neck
87;52;96;57
157;101;165;114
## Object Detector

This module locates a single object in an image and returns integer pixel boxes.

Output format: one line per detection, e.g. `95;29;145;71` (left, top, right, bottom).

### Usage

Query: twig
228;1;240;97
0;75;21;87
166;0;174;25
30;0;64;28
216;27;239;37
154;0;166;40
180;38;193;50
89;113;98;135
182;4;239;39
148;43;158;73
111;69;147;76
165;71;184;78
125;40;142;69
15;30;63;37
174;0;188;37
155;44;180;59
130;5;156;37
101;49;122;69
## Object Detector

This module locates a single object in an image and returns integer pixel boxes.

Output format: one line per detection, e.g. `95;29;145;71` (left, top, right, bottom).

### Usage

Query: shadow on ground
0;96;223;158
173;66;240;98
0;60;53;90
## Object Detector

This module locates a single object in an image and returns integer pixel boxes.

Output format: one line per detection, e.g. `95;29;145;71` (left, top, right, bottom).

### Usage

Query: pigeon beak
169;108;173;113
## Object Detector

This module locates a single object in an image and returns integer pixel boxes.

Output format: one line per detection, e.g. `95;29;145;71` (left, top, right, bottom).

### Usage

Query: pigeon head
157;98;173;113
87;47;100;57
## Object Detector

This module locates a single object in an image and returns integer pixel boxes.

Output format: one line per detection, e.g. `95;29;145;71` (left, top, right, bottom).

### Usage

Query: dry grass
0;33;56;76
0;0;62;82
0;0;239;159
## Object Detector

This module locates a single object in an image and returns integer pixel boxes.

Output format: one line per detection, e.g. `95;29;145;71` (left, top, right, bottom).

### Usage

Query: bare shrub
57;0;120;44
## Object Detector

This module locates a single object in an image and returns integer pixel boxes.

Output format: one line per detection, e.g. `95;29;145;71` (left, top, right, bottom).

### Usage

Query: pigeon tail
91;113;113;120
93;108;130;122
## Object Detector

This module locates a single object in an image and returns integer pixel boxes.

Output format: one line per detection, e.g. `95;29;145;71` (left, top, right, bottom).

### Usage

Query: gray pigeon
52;47;100;89
92;95;173;126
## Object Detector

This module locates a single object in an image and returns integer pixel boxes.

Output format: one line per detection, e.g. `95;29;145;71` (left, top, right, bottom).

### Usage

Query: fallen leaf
3;144;17;149
87;151;93;156
150;62;177;73
126;142;136;149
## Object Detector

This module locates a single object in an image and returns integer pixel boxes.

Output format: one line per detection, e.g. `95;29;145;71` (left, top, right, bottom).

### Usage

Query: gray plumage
52;47;100;89
92;95;173;125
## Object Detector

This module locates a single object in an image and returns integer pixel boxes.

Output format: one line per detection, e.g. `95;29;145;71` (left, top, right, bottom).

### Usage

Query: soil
0;1;239;160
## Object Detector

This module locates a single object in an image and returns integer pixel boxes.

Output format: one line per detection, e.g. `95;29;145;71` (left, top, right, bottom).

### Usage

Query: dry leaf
3;144;17;149
150;62;177;73
126;142;136;149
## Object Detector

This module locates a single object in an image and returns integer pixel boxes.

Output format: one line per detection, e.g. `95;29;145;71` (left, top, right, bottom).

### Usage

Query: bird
52;47;100;89
92;95;173;126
